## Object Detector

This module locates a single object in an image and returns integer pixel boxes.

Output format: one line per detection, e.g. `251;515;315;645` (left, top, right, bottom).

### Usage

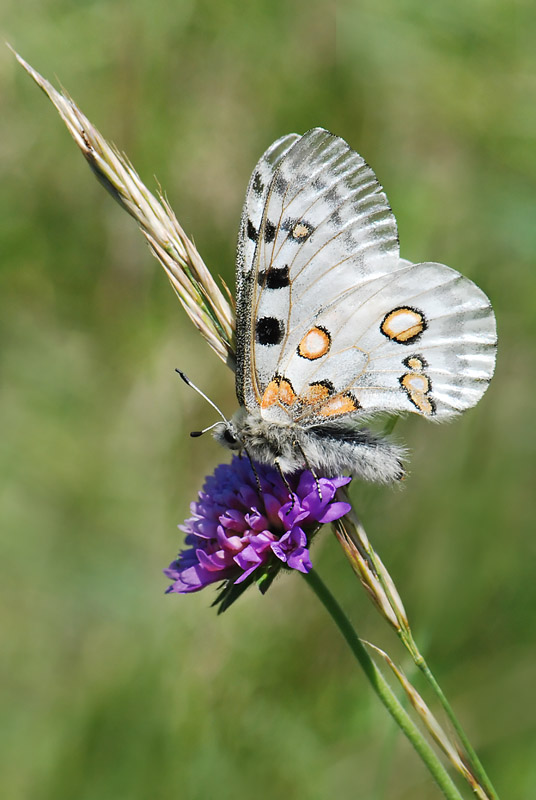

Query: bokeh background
1;1;535;798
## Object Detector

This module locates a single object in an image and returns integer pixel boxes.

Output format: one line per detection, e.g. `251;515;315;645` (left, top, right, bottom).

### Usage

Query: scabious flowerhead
164;455;351;608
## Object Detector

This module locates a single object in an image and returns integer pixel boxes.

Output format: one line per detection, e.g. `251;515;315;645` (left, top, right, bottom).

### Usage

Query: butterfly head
214;407;289;462
213;419;242;451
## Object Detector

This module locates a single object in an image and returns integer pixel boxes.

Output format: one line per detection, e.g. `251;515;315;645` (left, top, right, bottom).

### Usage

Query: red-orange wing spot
278;378;296;406
291;222;311;239
401;373;429;394
400;373;434;415
406;356;424;370
297;326;331;360
261;379;280;409
381;307;425;343
318;393;360;418
301;382;332;405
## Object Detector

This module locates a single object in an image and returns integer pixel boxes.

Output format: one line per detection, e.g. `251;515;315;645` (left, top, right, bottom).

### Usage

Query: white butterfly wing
277;260;496;420
235;132;300;405
236;128;496;424
236;128;400;407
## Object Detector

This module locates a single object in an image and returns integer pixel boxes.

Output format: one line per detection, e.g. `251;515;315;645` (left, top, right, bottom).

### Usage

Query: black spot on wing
256;317;284;346
329;210;342;227
252;172;264;197
343;230;357;250
263;220;276;243
258;266;290;289
325;186;339;206
247;219;258;241
273;173;288;194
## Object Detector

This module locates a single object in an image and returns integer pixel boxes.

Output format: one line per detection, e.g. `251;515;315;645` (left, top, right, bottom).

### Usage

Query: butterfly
212;128;497;483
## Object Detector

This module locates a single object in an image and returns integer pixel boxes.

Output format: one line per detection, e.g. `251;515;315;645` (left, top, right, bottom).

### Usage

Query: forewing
246;127;401;413
235;132;300;406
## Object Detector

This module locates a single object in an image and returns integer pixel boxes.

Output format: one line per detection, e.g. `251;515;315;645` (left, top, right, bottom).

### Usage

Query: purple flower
164;456;351;604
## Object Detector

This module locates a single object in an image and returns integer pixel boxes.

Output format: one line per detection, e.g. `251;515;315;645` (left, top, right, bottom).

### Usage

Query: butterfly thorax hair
214;407;405;484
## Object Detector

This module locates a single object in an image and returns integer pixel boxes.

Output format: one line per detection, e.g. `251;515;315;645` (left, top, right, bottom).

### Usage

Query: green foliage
1;1;535;797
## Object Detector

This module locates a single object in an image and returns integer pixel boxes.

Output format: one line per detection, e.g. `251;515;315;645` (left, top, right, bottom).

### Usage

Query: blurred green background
1;1;535;798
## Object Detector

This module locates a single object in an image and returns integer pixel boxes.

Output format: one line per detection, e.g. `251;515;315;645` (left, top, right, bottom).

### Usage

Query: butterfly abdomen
304;423;406;484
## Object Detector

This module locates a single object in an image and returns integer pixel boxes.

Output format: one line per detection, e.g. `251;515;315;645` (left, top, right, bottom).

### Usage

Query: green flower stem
303;569;465;800
410;648;499;800
359;538;499;800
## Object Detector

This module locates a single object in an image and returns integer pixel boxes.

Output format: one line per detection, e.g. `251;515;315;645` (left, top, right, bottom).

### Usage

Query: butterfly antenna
190;421;226;438
175;369;230;429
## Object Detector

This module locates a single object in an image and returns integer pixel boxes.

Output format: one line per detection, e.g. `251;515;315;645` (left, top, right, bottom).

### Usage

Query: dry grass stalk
11;48;236;368
367;643;490;800
334;500;497;799
332;503;409;633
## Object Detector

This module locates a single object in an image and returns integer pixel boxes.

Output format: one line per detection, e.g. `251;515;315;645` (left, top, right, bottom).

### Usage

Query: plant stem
412;652;499;800
302;570;465;800
357;533;499;800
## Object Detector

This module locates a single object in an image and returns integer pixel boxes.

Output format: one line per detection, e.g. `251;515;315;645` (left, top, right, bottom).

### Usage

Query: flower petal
317;501;351;523
287;547;312;573
165;456;352;600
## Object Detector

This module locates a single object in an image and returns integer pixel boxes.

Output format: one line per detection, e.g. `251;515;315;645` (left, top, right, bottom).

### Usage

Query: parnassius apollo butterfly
213;128;497;483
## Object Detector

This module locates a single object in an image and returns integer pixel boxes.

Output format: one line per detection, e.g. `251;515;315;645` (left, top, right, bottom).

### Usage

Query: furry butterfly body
214;129;496;482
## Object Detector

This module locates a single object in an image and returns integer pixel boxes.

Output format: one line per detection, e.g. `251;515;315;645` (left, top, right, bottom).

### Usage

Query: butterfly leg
293;440;323;501
240;448;263;495
275;460;297;514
